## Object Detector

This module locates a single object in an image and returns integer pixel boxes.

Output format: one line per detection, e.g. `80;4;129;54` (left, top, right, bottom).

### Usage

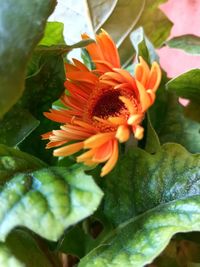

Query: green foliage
0;229;61;267
80;144;200;267
166;35;200;55
167;69;200;102
0;0;56;118
0;153;103;241
0;1;200;267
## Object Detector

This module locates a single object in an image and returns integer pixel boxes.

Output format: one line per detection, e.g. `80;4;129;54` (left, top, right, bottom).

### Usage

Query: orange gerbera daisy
42;30;161;177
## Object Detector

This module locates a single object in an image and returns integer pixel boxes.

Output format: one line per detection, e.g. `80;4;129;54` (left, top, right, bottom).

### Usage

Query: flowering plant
0;1;200;267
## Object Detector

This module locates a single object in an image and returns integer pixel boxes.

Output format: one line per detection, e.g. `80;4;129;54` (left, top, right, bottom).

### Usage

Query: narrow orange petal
96;30;120;68
92;140;113;162
146;62;161;92
115;125;130;143
72;58;89;71
113;68;137;91
108;116;127;125
119;96;137;114
53;142;83;157
136;80;152;112
77;149;96;162
101;139;118;177
67;71;98;84
127;113;144;125
84;132;115;149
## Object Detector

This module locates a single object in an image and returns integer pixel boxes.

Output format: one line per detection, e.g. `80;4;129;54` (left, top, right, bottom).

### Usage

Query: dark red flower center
91;90;125;119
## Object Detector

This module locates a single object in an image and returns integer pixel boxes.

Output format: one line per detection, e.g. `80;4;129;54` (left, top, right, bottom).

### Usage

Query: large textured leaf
79;144;200;266
166;35;200;55
0;164;103;241
86;0;118;31
0;229;61;267
99;0;145;46
167;69;200;102
79;196;200;267
0;0;56;117
118;0;172;65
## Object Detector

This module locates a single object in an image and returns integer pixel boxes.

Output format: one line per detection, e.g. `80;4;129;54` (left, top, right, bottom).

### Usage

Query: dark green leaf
0;107;39;147
0;0;56;117
0;165;103;241
0;144;46;184
0;229;61;267
154;93;200;154
167;69;200;102
144;113;160;154
166;35;200;55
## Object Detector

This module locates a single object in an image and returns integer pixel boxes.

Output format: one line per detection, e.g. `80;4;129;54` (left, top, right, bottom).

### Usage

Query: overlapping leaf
79;144;200;266
0;146;103;241
0;0;56;117
0;229;61;267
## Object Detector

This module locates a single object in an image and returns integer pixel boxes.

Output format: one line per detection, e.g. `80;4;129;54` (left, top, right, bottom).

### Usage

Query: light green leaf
0;107;39;147
79;144;200;267
99;0;145;46
166;35;200;55
0;0;56;117
39;21;65;46
0;165;103;241
167;69;200;102
86;0;118;31
0;229;61;267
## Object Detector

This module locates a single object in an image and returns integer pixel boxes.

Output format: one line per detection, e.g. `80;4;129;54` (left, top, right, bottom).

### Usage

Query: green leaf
0;144;46;184
118;0;172;65
79;144;200;267
19;51;65;163
154;93;200;154
166;35;200;55
94;144;200;226
167;69;200;102
0;0;56;117
0;107;39;147
144;113;160;154
0;229;61;267
130;27;159;64
99;0;145;46
86;0;118;31
0;165;103;241
39;22;65;46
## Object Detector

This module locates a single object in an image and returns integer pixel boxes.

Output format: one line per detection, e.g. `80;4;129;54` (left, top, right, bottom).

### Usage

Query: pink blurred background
158;0;200;77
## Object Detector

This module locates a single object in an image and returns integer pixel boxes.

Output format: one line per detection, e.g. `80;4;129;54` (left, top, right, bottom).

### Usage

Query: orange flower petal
92;140;113;163
84;132;115;149
136;80;152;112
53;142;84;157
146;62;161;92
100;139;118;177
115;125;130;143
